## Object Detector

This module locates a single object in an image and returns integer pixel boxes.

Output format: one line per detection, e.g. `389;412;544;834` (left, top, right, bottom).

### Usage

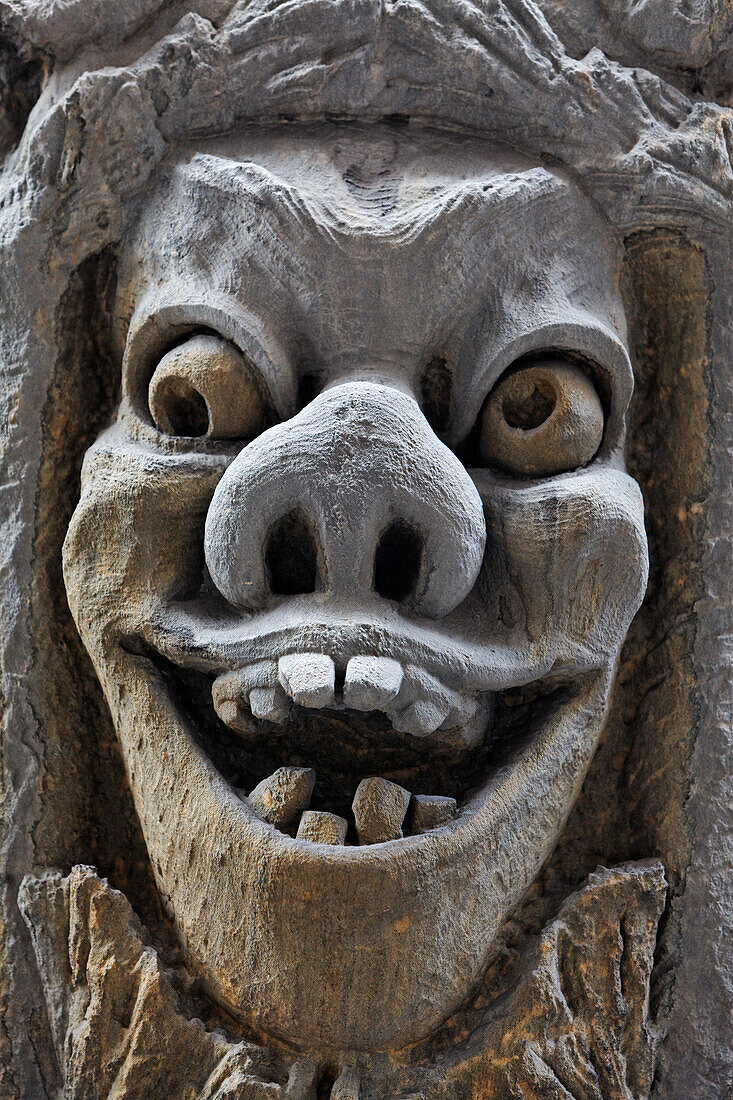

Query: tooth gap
266;508;319;596
373;520;423;603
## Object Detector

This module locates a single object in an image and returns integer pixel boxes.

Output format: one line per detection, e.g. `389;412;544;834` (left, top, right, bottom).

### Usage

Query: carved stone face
63;126;648;1053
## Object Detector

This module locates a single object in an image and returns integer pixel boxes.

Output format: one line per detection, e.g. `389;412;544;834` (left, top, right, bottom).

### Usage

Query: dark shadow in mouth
140;644;576;819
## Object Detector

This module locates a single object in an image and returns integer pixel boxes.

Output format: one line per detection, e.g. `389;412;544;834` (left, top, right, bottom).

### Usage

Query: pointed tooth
278;653;335;709
408;794;457;834
352;777;411;844
249;685;290;723
343;656;403;711
297;810;348;845
248;766;315;828
392;700;451;736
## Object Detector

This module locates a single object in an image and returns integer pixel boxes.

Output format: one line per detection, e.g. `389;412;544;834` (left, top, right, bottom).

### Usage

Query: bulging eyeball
148;334;267;440
478;359;604;477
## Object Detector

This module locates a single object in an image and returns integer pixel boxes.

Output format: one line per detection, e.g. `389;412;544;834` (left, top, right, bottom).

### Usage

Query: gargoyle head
63;123;648;1052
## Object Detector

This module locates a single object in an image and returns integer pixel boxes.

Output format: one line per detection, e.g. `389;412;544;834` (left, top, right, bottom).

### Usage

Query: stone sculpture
0;2;731;1098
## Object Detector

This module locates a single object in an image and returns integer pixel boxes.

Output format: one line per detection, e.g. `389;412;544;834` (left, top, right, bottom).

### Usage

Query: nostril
373;520;423;603
265;509;318;596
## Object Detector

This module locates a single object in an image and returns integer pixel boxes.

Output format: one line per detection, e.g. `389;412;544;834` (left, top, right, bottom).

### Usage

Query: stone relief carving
59;126;651;1058
0;2;730;1098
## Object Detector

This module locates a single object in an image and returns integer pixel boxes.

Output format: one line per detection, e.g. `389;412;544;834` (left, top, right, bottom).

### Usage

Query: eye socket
148;334;267;440
477;359;604;477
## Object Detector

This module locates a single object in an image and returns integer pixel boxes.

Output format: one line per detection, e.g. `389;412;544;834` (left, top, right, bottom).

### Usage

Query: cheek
63;449;221;644
481;469;648;658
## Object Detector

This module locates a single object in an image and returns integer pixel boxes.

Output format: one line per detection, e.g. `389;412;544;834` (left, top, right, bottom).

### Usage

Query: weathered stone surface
409;794;457;834
17;867;303;1100
18;862;665;1099
343;657;403;712
0;0;730;1095
277;655;336;710
296;812;348;846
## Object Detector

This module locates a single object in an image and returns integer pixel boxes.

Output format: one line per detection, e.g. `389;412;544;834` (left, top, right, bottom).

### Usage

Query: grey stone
393;700;451;737
0;0;730;1093
343;656;403;712
249;686;291;724
278;654;336;709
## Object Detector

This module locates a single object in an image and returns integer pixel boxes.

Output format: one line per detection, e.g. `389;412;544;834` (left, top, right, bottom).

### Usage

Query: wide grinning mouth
140;641;580;847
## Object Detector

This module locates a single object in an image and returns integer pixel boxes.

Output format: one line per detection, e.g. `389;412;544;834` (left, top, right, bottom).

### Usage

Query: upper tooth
440;696;478;729
409;794;457;834
278;653;336;709
392;699;451;736
212;695;251;734
297;810;348;845
352;777;411;844
213;662;281;731
248;766;315;828
343;656;403;711
249;685;290;723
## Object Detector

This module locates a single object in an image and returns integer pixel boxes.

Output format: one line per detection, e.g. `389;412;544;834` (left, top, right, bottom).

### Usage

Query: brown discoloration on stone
296;811;348;845
17;867;290;1100
17;862;666;1099
479;360;604;477
409;794;457;834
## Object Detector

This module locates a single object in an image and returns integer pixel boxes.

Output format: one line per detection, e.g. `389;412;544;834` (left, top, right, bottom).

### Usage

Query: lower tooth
248;766;315;829
409;794;457;834
352;777;411;844
297;810;348;845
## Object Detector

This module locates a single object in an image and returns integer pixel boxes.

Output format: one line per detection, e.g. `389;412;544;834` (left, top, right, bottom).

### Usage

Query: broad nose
204;381;486;619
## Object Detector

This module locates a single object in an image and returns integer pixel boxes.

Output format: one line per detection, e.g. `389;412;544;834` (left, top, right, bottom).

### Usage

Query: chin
92;620;612;1052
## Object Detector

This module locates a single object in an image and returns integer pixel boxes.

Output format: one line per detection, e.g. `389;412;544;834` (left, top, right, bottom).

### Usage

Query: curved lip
134;642;602;864
135;601;600;697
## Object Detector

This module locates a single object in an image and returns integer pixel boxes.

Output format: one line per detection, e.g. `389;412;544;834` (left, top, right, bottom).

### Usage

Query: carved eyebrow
177;154;564;246
447;319;634;454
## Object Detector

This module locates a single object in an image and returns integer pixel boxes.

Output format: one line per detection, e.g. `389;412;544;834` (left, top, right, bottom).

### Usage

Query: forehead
117;125;627;423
